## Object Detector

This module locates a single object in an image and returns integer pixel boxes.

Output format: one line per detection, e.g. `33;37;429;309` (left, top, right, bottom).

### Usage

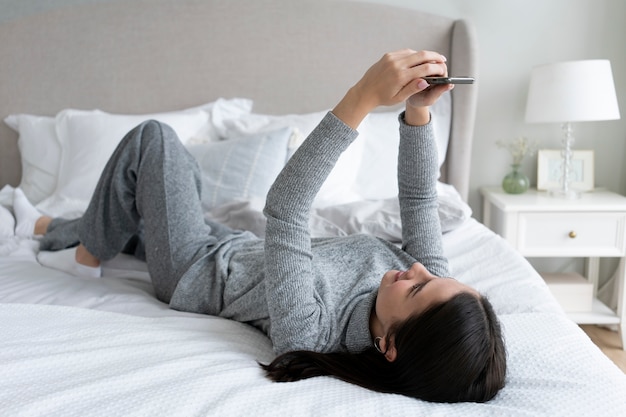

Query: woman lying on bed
14;49;506;403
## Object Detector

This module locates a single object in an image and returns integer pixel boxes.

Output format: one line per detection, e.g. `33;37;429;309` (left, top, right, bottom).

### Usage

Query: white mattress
1;217;625;416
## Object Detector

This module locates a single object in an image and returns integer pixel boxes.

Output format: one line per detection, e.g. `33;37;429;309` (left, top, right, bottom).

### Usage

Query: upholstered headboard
0;0;477;200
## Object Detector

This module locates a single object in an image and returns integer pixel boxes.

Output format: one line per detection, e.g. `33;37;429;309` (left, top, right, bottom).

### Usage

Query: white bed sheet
1;217;625;416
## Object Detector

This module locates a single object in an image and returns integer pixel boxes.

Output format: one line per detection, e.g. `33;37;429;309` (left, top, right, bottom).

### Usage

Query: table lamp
525;59;620;199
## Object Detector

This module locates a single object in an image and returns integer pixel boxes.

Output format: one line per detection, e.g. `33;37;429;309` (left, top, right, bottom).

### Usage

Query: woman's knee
133;120;201;178
124;119;187;159
117;119;175;150
137;120;179;144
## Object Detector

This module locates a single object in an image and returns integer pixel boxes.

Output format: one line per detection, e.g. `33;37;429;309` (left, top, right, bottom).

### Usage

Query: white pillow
186;98;254;145
219;109;327;141
4;114;60;204
221;110;364;207
431;90;452;166
32;99;252;217
187;127;293;212
220;96;451;206
352;111;403;201
4;98;253;211
352;94;451;201
35;108;206;217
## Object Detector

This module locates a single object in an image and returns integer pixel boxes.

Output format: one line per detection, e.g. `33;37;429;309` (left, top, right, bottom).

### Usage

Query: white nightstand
481;186;626;349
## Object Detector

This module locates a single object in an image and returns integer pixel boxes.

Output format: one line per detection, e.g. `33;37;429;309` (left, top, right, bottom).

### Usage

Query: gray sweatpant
41;120;235;303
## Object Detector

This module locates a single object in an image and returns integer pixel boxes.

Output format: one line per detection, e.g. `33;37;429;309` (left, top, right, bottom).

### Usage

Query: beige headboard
0;0;477;200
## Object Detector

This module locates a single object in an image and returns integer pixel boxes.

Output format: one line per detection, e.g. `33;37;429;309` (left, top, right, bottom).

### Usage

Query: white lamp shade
525;59;621;123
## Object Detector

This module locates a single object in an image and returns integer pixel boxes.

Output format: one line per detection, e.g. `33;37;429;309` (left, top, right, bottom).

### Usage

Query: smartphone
423;76;475;85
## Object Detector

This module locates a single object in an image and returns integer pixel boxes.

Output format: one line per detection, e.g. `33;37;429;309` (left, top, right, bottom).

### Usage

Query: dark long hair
261;292;506;403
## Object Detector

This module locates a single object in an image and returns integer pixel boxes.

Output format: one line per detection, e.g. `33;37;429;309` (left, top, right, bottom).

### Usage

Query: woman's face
374;262;478;334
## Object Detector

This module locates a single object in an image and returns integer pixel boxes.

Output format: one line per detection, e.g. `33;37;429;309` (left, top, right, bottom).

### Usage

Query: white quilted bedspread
1;303;625;417
1;210;625;416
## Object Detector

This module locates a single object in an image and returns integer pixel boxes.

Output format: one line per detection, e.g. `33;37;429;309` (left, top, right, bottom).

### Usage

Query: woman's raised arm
262;50;450;353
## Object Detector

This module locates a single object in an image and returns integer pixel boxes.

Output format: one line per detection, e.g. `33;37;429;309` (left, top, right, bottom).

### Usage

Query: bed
0;0;625;416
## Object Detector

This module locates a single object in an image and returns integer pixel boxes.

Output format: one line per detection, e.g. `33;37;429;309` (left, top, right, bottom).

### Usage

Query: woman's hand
405;76;453;126
332;49;449;129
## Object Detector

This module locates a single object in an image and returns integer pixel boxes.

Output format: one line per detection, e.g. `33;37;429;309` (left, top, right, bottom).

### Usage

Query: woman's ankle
34;216;53;235
75;244;100;267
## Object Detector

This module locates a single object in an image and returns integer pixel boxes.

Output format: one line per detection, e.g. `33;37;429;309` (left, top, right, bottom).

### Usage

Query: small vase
502;164;529;194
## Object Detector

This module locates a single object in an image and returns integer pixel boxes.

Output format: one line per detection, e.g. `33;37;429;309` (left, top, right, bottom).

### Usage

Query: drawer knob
569;231;577;239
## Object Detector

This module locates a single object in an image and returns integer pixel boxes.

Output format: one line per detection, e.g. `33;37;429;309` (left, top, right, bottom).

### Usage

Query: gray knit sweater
169;111;449;355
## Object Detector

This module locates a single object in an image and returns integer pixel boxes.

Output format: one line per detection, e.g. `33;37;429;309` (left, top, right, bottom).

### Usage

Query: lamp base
548;121;581;200
548;188;581;200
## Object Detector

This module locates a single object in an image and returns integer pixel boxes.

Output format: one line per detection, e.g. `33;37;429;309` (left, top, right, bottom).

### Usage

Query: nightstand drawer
518;212;626;257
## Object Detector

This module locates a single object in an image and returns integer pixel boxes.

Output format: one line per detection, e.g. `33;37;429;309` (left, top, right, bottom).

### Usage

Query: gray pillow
186;127;292;211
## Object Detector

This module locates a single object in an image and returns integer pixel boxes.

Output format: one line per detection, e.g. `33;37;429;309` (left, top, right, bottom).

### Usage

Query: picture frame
537;149;594;191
